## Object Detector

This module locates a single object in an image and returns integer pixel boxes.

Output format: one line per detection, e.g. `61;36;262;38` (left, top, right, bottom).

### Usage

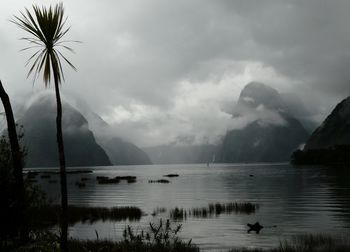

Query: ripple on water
32;163;350;250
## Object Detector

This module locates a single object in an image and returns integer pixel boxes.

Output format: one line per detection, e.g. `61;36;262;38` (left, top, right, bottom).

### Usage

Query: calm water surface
32;163;350;251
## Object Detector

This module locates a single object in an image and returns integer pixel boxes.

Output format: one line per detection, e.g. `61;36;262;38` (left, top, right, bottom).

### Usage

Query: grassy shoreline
26;205;142;229
3;233;350;252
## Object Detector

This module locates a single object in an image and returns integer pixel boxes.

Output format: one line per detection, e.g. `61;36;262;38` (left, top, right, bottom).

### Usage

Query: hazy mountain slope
220;115;308;162
143;144;217;164
19;95;111;167
219;82;309;162
99;137;152;165
304;97;350;150
291;97;350;164
83;111;152;165
281;92;318;133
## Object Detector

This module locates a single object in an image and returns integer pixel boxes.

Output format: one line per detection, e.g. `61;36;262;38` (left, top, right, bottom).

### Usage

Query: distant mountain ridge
100;137;152;165
143;144;217;164
82;110;152;166
19;94;151;167
144;82;309;164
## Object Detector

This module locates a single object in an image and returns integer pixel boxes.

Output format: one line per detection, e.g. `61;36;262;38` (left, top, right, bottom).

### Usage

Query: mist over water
32;163;350;251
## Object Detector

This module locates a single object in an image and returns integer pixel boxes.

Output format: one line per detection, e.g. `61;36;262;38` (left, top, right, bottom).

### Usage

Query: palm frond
12;2;77;86
56;50;77;71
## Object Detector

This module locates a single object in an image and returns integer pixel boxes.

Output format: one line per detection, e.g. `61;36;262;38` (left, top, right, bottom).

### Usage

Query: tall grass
229;234;350;252
170;202;258;220
276;234;349;252
27;205;142;228
3;220;199;252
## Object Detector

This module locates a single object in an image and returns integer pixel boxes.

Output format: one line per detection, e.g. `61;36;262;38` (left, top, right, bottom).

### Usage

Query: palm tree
12;3;77;251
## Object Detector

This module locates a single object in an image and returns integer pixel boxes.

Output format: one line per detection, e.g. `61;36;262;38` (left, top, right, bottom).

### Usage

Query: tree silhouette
12;3;77;251
0;80;25;240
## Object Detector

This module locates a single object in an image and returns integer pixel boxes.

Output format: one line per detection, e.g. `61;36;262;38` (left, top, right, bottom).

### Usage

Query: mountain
291;97;350;165
238;82;286;110
143;144;217;164
99;137;152;165
19;95;111;167
219;82;309;163
304;97;350;150
82;111;152;166
280;92;318;133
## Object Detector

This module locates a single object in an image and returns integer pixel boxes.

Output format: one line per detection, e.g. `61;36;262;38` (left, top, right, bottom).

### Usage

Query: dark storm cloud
1;0;349;146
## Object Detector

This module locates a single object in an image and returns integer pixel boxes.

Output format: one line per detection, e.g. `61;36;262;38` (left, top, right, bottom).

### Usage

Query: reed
229;234;350;252
170;202;258;220
152;207;167;216
26;205;142;228
97;177;120;184
2;220;199;252
170;207;187;221
275;234;349;252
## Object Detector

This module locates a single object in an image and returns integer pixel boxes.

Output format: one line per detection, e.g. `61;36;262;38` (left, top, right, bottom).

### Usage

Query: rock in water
247;222;264;234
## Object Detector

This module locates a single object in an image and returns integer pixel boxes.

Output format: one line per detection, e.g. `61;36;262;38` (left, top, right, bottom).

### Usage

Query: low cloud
1;0;348;147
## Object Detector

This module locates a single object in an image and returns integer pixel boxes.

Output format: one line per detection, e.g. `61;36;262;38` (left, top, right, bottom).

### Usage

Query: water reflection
31;163;350;251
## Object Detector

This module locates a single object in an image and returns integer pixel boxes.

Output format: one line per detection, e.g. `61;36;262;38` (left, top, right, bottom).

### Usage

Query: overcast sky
1;0;349;147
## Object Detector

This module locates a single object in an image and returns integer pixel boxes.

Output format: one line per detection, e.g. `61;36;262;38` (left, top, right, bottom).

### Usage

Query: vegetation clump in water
163;174;179;178
97;177;120;184
27;205;142;228
149;179;171;184
170;202;258;221
115;176;136;180
115;176;137;183
152;207;167;216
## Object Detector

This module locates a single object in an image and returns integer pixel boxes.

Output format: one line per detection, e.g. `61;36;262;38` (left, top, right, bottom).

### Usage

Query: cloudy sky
0;0;349;147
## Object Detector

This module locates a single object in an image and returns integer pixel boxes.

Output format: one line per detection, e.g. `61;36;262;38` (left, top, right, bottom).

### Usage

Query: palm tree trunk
52;68;68;252
0;80;25;238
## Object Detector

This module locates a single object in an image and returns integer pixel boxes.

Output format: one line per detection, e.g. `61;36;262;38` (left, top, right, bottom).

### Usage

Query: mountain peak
238;82;286;111
19;95;111;167
219;82;309;162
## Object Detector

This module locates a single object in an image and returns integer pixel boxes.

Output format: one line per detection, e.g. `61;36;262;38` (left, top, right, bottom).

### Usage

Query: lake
31;163;350;251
